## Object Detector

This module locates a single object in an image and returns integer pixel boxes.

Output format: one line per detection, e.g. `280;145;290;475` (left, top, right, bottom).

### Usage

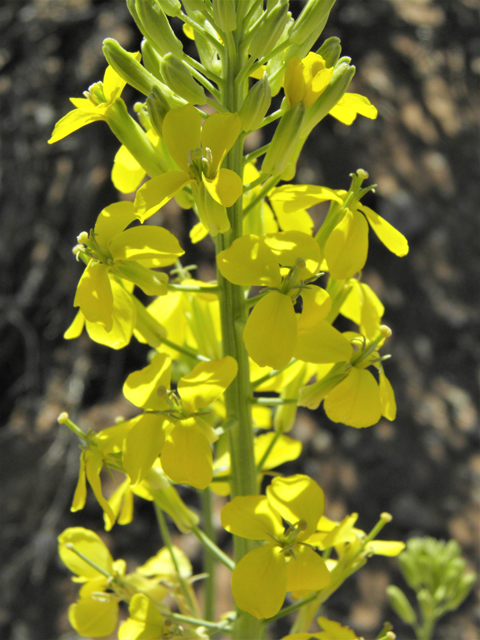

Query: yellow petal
244;291;297;369
285;545;330;592
85;279;136;349
359;204;409;257
161;419;212;489
48;107;103;144
217;235;281;287
74;261;113;330
366;540;405;556
123;413;167;486
109;225;184;264
178;356;238;413
269;184;342;215
340;281;385;340
201;111;241;173
221;495;284;540
64;309;85;340
134;171;192;222
112;144;145;193
190;220;208;244
162;104;201;174
84;451;116;528
324;367;382;428
379;370;397;420
275;207;314;234
296;286;332;331
254;433;302;470
196;182;231;236
231;545;287;619
267;474;324;538
94;201;136;248
58;527;114;578
264;231;321;279
316;616;360;640
71;451;87;512
324;208;369;279
202;167;243;207
329;92;378;125
123;352;172;410
118;593;164;640
68;595;118;638
295;321;353;364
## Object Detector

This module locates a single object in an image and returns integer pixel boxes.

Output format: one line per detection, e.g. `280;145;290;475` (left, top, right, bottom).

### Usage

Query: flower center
188;145;214;181
84;82;107;105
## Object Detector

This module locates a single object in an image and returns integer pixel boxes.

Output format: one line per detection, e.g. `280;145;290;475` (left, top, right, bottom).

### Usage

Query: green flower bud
248;0;289;61
103;38;163;97
212;0;237;32
135;0;183;58
146;87;170;135
182;0;205;12
386;586;417;625
444;571;476;612
145;474;200;533
316;36;342;68
141;38;163;80
304;60;355;133
239;74;272;132
262;102;306;176
289;0;336;46
161;53;206;105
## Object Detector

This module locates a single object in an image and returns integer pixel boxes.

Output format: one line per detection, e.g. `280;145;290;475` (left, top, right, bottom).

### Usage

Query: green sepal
135;0;183;58
248;0;289;61
316;36;342;68
156;0;181;17
160;53;206;105
261;103;306;176
140;38;163;80
239;73;271;132
146;87;170;136
113;261;169;297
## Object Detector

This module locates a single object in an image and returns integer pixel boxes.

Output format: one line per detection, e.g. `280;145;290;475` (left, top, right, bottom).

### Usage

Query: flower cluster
50;0;411;638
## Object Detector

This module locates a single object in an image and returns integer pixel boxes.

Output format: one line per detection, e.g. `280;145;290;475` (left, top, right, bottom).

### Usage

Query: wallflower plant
49;1;440;638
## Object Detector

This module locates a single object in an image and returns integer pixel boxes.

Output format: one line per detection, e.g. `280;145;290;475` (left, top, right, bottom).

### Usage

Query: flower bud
445;572;477;611
262;102;306;176
289;0;336;46
141;38;163;80
239;74;272;132
103;38;161;97
156;0;181;16
212;0;237;32
417;588;435;621
249;0;289;61
182;0;205;12
386;586;417;625
304;60;356;133
316;36;342;68
135;0;183;58
146;87;170;135
161;53;206;105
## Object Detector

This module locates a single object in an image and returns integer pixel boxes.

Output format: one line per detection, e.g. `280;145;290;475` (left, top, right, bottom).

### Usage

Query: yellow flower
217;231;353;369
48;58;139;144
74;201;184;332
284;53;334;109
134;104;242;235
299;329;397;428
122;354;238;489
221;474;330;619
340;279;385;340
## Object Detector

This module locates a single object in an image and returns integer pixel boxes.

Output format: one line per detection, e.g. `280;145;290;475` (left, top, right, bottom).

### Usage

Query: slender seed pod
160;54;206;105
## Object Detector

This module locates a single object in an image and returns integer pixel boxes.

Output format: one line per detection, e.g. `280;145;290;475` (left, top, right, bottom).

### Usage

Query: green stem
242;175;281;218
251;396;298;406
218;20;265;640
167;283;219;294
154;504;198;617
200;489;215;621
191;524;235;572
244;144;270;165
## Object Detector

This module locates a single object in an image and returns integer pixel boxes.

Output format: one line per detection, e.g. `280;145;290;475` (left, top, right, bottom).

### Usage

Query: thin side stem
200;488;215;621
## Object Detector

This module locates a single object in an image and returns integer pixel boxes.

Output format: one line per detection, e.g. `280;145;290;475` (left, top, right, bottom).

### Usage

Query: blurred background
0;0;479;638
